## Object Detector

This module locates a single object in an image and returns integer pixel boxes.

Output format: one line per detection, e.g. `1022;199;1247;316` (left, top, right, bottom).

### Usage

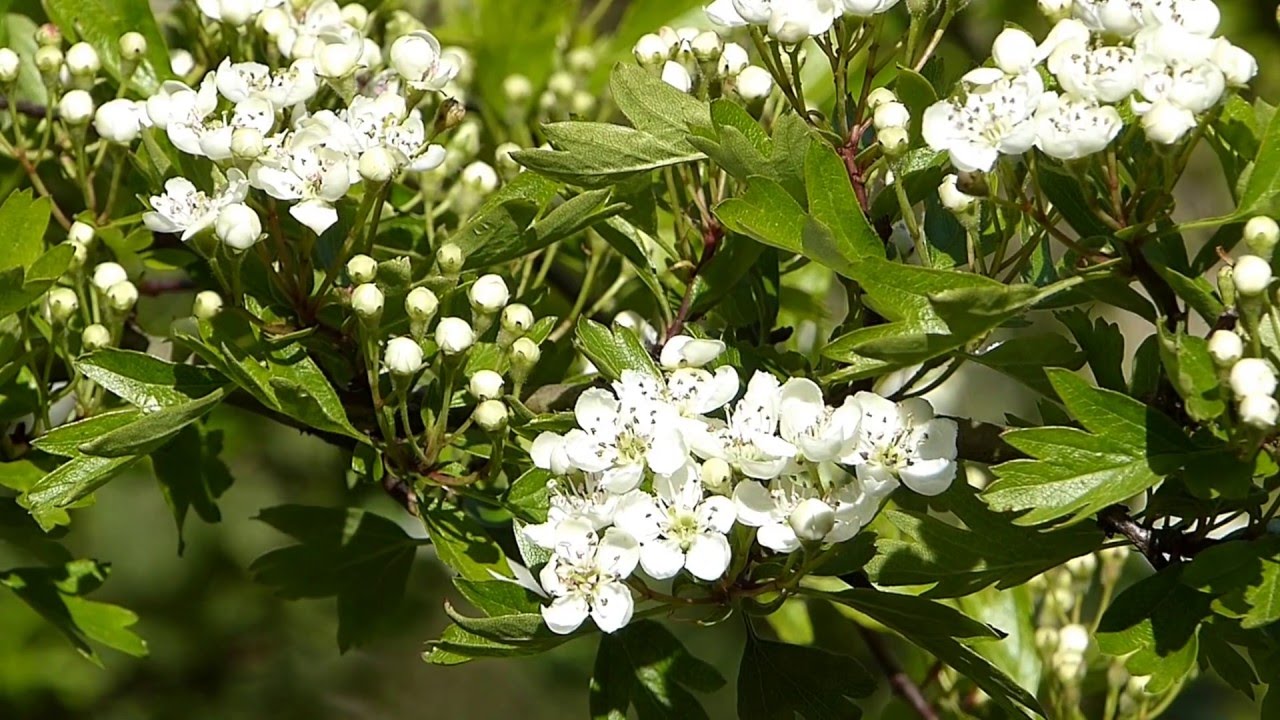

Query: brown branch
858;625;940;720
0;95;48;119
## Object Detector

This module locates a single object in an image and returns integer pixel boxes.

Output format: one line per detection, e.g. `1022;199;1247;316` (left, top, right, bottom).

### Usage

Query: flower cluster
924;0;1255;172
523;336;958;634
100;2;468;241
705;0;902;44
633;26;775;105
1209;216;1280;431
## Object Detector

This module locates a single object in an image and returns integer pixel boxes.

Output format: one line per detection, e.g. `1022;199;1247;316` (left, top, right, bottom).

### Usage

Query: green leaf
31;410;141;457
1057;309;1127;392
867;482;1103;597
454;579;544;617
1039;166;1114;238
463;187;623;268
515;64;710;185
809;589;1044;718
250;505;422;652
506;467;551;522
44;0;172;94
0;559;147;663
424;502;512;581
150;424;234;555
966;334;1085;397
804;142;883;265
4;14;48;105
0;243;75;318
591;620;725;720
1198;629;1258;700
21;455;141;522
77;387;229;458
1157;326;1226;422
0;190;50;272
714;176;808;256
574;318;662;381
736;633;873;720
1097;565;1211;694
77;349;229;410
985;369;1201;526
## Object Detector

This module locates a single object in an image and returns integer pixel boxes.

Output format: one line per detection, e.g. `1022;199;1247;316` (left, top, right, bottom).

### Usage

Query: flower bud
691;31;723;63
34;45;62;75
257;8;290;38
879;126;910;157
510;336;541;377
495;142;522;180
700;457;733;493
1239;393;1280;430
341;3;369;29
1208;330;1244;367
67;240;88;271
473;399;509;432
193;290;223;319
1065;553;1097;578
501;303;534;335
867;87;897;109
1212;39;1257;88
0;49;20;83
106;280;138;312
503;73;533;105
1038;0;1072;20
436;243;464;275
35;24;61;47
119;32;147;61
358;147;398;183
46;287;79;323
65;42;99;77
335;257;372;288
169;49;195;77
660;61;692;93
1230;358;1277;398
567;47;597;76
68;221;95;246
547;70;576;99
992;28;1038;75
436;316;475;355
872;101;910;131
91;262;128;292
384;336;425;376
58;90;95;125
406;286;439;322
1233;254;1272;297
1141;100;1197;145
939;174;977;214
469;274;509;314
469;369;505;400
351;283;385;323
94;99;146;144
719;42;749;77
735;65;774;103
789;498;835;541
82;323;111;351
1245;217;1280;259
461;161;499;195
1218;265;1236;307
214;203;262;251
570;90;596;117
231;127;265;159
1058;623;1090;656
633;33;670;66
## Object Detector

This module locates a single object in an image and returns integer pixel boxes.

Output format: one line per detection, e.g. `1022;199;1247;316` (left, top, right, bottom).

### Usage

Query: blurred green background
1;1;1278;718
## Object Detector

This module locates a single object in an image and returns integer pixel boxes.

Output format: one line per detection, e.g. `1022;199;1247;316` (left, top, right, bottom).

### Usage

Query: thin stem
550;246;603;342
857;625;940;720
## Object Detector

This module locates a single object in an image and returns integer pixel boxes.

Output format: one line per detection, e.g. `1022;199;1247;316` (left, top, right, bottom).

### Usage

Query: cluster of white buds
870;88;911;157
1208;224;1280;431
631;27;772;106
706;0;903;44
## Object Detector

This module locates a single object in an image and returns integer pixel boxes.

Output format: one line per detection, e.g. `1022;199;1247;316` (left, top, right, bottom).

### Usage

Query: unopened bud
880;126;910;157
939;174;977;214
91;262;128;292
691;31;723;63
660;61;692;93
34;45;62;75
0;49;18;83
735;65;774;103
1245;217;1280;259
384;336;425;376
106;281;138;312
495;142;522;180
341;2;369;29
358;147;398;183
351;283;384;323
67;240;88;271
500;303;534;335
1233;255;1273;297
872;101;910;131
35;24;61;48
119;32;148;61
65;42;99;77
509;336;540;379
231;127;265;159
82;323;111;351
503;74;533;105
1239;393;1280;429
789;498;835;541
436;316;475;355
46;287;79;323
469;274;509;314
700;457;733;493
633;33;670;66
1208;330;1244;367
469;370;505;400
433;97;466;136
68;221;95;246
567;47;597;75
193;290;223;319
436;243;464;275
867;87;897;109
1230;358;1277;398
58;90;95;125
473;399;509;432
346;254;377;284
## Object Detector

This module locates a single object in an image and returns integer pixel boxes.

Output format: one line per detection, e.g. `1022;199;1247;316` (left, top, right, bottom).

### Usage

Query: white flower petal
758;522;801;553
640;539;686;580
590;582;634;633
542;594;590;635
900;458;956;496
684;533;731;581
733;481;776;527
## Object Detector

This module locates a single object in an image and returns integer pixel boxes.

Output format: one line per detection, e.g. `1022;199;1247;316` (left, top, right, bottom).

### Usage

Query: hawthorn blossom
248;123;354;235
733;471;869;553
688;371;797;480
922;68;1044;173
389;31;459;91
841;393;958;497
1034;92;1123;160
146;77;218;155
143;169;249;240
614;464;736;581
778;378;861;463
1049;44;1141;103
563;373;690;493
538;520;639;634
213;58;319;108
522;474;621;549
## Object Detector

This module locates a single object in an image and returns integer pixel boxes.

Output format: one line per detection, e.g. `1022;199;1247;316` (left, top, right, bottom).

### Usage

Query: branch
0;95;48;119
858;625;940;720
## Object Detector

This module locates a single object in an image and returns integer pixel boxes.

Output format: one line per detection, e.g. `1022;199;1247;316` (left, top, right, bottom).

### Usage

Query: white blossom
842;393;958;497
248;123;354;235
143;169;250;241
778;378;861;463
538;520;639;634
389;30;458;91
614;464;736;581
1049;44;1140;103
923;69;1044;172
94;99;150;144
688;371;797;480
1034;92;1123;160
733;470;872;552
